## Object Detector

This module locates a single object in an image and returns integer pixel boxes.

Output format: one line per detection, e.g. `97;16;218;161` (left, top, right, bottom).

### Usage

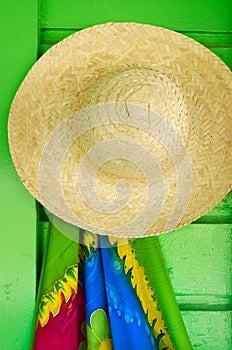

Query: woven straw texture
8;22;232;238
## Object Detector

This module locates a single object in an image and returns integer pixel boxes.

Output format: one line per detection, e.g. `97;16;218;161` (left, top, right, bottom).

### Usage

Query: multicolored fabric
32;226;174;350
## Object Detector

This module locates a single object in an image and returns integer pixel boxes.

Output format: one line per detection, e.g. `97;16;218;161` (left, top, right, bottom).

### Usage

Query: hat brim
8;22;232;237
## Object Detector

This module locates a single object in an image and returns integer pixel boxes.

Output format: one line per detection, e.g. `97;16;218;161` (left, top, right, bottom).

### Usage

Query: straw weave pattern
8;23;232;237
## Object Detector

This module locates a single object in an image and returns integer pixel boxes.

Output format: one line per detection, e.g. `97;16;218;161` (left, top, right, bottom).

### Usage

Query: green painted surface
159;224;232;310
0;1;38;349
0;0;231;348
195;190;232;223
41;0;232;31
40;29;232;46
182;311;232;349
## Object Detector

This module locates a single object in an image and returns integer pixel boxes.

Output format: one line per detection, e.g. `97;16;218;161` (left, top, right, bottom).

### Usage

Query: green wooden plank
195;191;232;223
159;224;232;310
182;311;231;349
40;29;232;47
182;32;232;47
41;0;232;32
40;28;79;43
0;1;38;349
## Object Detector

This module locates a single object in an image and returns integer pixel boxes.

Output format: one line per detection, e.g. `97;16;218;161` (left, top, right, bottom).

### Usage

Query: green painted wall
0;1;38;349
0;1;231;349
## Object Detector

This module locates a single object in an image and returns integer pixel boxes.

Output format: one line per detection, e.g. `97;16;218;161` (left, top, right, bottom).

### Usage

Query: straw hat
8;22;232;238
